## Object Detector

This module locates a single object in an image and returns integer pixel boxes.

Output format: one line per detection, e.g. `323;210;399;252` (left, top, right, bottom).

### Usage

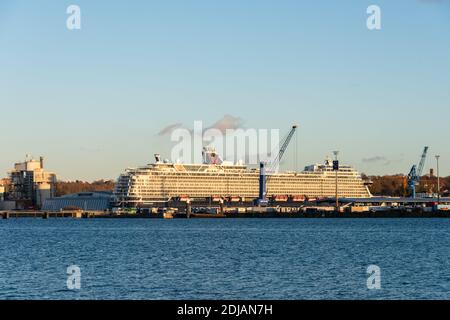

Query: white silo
36;183;52;209
0;185;5;202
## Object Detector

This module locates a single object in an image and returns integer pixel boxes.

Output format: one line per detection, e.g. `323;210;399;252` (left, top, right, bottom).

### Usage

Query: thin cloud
205;115;244;134
418;0;445;3
160;115;244;136
158;123;183;136
362;156;391;165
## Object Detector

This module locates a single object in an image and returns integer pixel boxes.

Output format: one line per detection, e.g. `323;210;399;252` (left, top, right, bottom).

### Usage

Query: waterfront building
42;192;113;212
7;156;57;209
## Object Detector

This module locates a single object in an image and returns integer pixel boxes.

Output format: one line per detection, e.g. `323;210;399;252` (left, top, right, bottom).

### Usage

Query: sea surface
0;218;449;300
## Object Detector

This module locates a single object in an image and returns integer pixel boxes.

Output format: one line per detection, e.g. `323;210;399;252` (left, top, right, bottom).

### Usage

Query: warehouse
42;192;113;212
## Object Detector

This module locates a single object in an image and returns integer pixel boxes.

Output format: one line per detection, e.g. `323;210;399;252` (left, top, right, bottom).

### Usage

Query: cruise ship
114;147;372;207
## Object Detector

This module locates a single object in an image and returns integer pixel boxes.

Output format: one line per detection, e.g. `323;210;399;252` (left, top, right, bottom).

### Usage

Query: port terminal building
42;192;113;212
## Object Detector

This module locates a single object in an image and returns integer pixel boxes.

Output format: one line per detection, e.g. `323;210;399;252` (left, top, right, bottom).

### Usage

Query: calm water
0;218;449;300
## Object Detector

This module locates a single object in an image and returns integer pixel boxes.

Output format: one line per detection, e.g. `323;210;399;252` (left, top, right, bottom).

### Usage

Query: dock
1;195;449;219
1;210;104;219
1;206;449;219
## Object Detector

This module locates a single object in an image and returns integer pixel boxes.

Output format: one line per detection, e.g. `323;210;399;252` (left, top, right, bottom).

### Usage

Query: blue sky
0;0;449;180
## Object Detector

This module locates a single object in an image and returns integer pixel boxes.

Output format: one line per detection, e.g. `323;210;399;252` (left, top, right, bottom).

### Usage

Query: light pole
333;151;339;211
436;155;440;205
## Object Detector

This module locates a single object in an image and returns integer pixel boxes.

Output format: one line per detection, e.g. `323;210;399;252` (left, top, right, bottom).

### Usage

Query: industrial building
42;192;113;212
0;184;4;202
0;179;15;210
6;156;57;209
0;178;8;199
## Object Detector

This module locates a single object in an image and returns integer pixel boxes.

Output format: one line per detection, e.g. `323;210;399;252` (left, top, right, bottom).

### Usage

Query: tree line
54;176;450;198
55;180;116;197
366;175;450;197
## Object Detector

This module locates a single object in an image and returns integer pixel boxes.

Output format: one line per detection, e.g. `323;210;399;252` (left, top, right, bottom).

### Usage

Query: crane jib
408;146;429;199
258;125;298;205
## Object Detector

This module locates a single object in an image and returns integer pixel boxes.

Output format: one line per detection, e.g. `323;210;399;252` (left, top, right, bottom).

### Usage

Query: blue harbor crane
407;146;429;199
257;125;298;206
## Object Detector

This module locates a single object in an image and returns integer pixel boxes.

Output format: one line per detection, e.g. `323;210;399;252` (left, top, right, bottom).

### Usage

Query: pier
1;195;449;219
1;209;449;219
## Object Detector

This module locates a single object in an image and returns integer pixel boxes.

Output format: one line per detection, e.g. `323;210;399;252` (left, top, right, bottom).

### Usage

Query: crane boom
417;146;429;176
257;125;298;206
408;146;429;199
268;125;298;174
